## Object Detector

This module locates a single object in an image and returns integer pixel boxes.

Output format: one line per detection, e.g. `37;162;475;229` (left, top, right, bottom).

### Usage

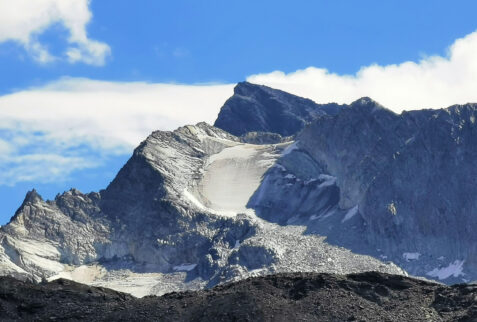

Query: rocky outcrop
1;272;477;321
0;188;110;280
214;81;342;136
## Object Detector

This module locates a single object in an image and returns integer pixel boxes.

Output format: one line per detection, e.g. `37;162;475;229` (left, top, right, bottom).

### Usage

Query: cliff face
214;81;342;137
0;122;402;297
250;96;477;283
358;104;477;278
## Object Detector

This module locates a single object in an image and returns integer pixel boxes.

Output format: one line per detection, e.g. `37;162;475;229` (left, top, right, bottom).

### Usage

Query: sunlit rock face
0;121;403;297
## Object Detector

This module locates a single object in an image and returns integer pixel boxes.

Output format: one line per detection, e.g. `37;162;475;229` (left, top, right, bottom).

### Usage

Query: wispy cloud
2;30;477;186
248;31;477;112
0;0;110;65
0;153;97;186
0;79;233;185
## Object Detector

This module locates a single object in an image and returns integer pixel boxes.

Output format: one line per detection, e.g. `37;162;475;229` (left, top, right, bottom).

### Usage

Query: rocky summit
214;81;342;137
1;272;477;321
1;81;477;304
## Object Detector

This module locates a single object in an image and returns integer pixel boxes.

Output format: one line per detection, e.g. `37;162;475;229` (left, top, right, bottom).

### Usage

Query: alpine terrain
1;81;476;300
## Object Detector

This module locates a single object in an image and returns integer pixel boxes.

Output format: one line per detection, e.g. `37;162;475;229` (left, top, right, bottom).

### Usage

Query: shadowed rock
214;81;343;136
1;272;477;321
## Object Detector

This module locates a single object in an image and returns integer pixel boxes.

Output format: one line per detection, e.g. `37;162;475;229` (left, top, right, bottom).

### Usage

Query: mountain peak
348;97;395;115
233;81;261;95
350;97;381;108
22;189;43;204
8;189;44;223
353;96;376;104
214;81;342;137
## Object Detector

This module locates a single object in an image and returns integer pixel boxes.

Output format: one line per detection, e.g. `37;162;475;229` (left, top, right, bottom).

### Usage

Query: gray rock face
357;104;477;282
250;96;477;283
0;122;403;297
3;82;475;295
214;81;343;136
239;131;291;145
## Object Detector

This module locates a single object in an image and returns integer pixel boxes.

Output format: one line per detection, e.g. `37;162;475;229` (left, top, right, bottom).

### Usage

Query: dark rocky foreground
1;272;477;321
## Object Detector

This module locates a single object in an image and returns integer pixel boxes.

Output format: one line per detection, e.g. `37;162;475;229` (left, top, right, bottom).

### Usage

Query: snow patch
405;136;415;145
74;195;86;202
183;188;206;211
427;260;465;280
206;144;257;165
311;208;336;221
304;178;318;185
318;174;335;181
341;205;358;223
318;174;337;188
248;268;267;276
281;141;299;156
198;144;281;214
286;215;299;224
403;252;421;261
173;263;197;272
48;265;104;284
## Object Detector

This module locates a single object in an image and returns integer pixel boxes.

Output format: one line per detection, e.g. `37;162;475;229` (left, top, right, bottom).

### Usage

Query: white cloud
0;139;12;155
0;0;110;65
248;31;477;112
0;78;234;152
0;78;234;185
2;30;477;185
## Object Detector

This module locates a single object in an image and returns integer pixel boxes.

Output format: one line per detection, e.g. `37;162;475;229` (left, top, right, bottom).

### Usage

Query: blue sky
1;0;477;224
2;0;477;91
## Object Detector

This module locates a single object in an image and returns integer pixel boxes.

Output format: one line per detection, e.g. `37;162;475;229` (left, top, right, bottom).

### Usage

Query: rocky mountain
0;122;402;297
1;272;477;321
214;81;342;137
297;99;477;283
1;81;477;298
247;95;477;284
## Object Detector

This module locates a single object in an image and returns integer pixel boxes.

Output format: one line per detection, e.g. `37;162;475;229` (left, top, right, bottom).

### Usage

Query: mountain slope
250;96;477;283
0;122;403;297
1;272;477;321
2;82;477;296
